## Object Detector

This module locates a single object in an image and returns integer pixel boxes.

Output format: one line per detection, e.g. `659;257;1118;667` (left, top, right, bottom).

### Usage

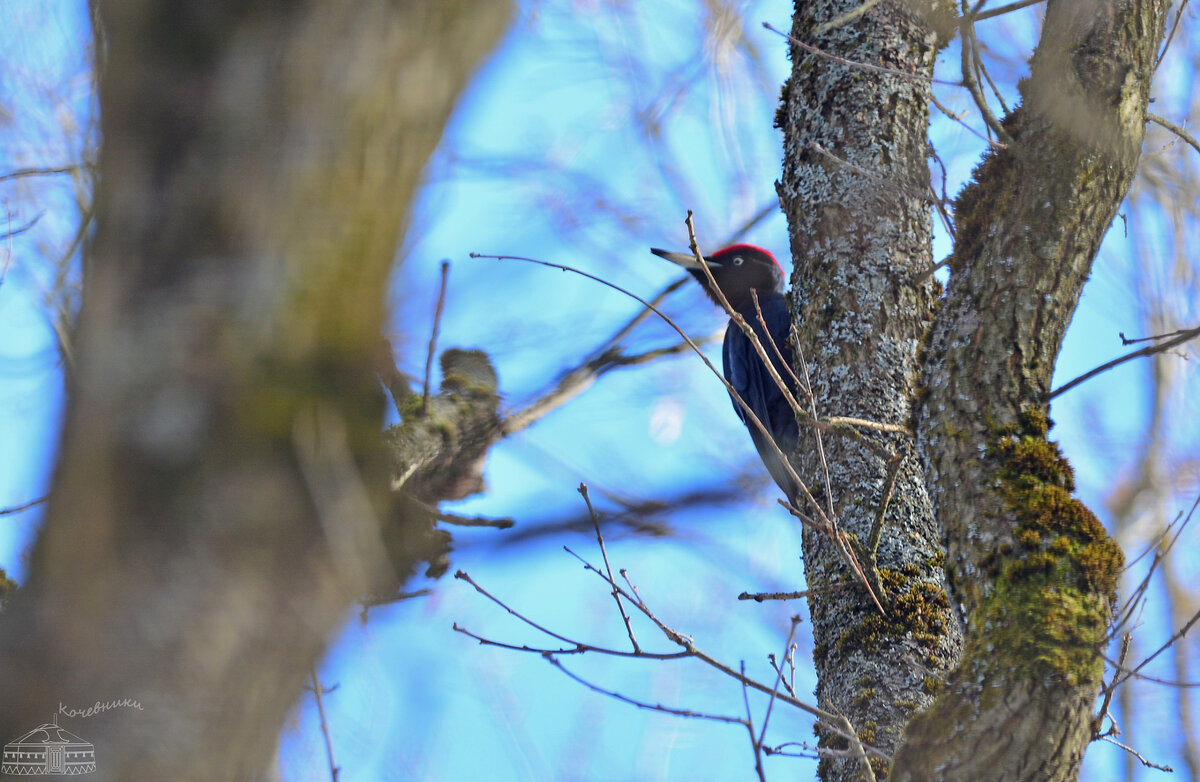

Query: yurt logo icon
2;714;96;776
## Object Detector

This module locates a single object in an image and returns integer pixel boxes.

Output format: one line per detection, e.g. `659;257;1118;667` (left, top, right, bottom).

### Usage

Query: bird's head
651;244;785;312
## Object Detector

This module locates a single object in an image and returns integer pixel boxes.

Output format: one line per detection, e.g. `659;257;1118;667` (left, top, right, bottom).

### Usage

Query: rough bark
0;1;510;780
776;2;960;779
780;0;1170;779
894;1;1170;779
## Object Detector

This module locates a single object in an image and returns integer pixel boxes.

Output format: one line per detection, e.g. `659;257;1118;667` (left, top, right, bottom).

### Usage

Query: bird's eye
733;256;744;266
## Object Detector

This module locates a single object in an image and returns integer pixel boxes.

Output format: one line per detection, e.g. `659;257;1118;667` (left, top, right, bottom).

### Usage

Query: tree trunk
0;1;510;779
778;1;1170;780
777;2;960;779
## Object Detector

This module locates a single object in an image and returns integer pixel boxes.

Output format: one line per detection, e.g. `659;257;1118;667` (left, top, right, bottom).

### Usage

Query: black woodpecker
651;245;799;501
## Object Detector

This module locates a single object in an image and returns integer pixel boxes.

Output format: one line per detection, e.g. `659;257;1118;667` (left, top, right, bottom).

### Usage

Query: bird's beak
650;248;722;269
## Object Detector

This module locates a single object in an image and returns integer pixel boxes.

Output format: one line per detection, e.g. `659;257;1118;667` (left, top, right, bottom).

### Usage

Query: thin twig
0;495;47;517
470;249;821;532
1115;607;1200;689
42;205;94;373
571;549;848;722
0;165;81;183
453;622;688;660
1121;326;1200;345
972;0;1045;22
752;289;806;396
456;570;591;648
958;3;1014;147
814;0;885;35
757;616;802;747
432;510;514;529
1148;114;1200;157
867;452;905;557
766;650;799;698
459;556;881;756
578;483;640;653
930;90;1003;152
740;660;769;782
764;742;821;759
359;588;432;620
412;496;514;529
1154;0;1190;70
1100;658;1200;688
1110;501;1194;640
502;326;711;435
762;22;961;86
1050;323;1200;399
309;666;340;782
543;653;746;725
0;212;42;243
838;711;878;782
1099;736;1174;773
739;586;840;602
680;215;827;527
796;345;836;529
796;343;886;615
1093;633;1130;736
422;260;450;414
751;290;893;465
503;204;776;436
973;33;1010;115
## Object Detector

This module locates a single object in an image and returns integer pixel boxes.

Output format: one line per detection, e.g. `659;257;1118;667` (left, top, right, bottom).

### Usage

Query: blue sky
2;2;1198;780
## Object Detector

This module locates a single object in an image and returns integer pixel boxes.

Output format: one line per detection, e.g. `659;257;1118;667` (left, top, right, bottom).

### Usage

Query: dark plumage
651;245;798;500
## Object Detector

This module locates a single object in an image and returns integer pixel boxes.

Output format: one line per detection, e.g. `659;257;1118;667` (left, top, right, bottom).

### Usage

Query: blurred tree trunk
777;1;1169;780
0;1;510;780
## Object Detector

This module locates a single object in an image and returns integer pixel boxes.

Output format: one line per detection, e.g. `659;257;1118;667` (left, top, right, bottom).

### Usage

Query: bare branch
739;586;841;602
1154;0;1191;70
757;616;802;748
542;653;747;725
1093;633;1130;737
741;660;769;782
471;249;822;532
422;260;450;414
455;570;587;649
813;0;886;36
502;328;711;435
1148;113;1200;157
430;510;514;529
971;0;1045;23
1115;606;1200;690
958;4;1014;147
1099;736;1174;773
0;496;47;517
1050;323;1200;399
359;589;432;619
762;23;961;86
0;212;43;243
0;165;82;183
578;483;640;653
307;666;340;782
452;622;689;660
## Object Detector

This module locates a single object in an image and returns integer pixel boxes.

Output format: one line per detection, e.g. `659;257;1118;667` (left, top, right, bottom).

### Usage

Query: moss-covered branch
897;2;1171;779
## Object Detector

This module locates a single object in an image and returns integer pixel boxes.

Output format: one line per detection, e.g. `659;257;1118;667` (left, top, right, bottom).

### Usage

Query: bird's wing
722;297;800;500
722;325;749;427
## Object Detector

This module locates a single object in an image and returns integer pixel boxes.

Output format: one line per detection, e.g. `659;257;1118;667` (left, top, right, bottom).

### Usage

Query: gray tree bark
777;2;960;779
778;1;1170;780
0;1;510;779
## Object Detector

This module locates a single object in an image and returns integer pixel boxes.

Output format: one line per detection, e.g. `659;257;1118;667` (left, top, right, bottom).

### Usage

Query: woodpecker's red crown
708;244;784;276
651;244;785;312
